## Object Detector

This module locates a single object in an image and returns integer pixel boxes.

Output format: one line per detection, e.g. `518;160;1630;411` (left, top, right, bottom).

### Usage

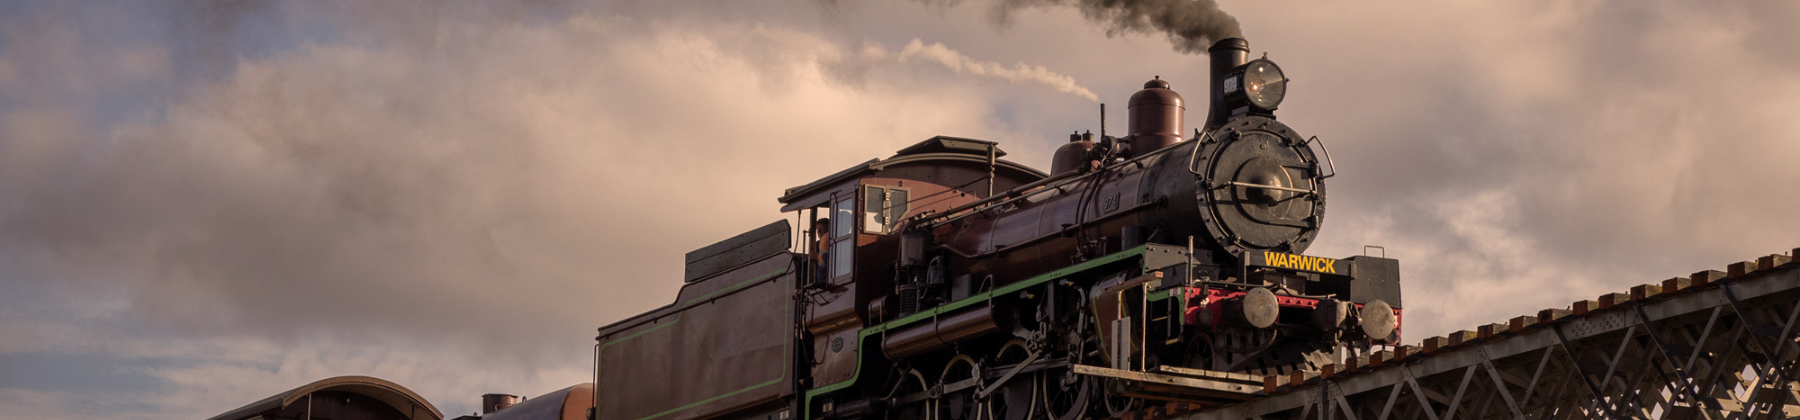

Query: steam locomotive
591;38;1402;420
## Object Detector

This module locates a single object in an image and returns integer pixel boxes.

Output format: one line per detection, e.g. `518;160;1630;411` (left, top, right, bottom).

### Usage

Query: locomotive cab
777;136;1047;387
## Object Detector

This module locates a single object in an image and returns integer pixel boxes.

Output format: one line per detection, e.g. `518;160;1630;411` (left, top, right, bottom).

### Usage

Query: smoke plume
852;39;1099;101
993;0;1242;54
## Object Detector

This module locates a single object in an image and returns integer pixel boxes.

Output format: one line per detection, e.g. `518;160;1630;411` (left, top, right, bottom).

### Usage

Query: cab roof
777;136;1046;211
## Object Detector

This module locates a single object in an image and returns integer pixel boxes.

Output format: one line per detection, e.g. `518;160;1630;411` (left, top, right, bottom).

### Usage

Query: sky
1;1;1796;418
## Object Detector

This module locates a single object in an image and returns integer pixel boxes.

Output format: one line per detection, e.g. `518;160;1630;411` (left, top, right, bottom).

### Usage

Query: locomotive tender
592;38;1402;420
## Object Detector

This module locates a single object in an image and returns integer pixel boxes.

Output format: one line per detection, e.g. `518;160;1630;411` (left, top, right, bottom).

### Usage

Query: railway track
1108;248;1800;420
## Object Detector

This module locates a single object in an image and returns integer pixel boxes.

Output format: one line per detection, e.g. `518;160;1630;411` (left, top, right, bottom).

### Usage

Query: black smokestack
994;0;1243;55
1205;37;1249;130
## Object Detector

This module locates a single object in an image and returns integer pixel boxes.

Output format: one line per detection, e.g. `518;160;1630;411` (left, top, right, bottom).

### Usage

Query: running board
1070;365;1266;404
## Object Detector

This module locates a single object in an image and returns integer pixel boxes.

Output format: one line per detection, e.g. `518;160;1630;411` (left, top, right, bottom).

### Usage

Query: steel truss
1184;254;1800;420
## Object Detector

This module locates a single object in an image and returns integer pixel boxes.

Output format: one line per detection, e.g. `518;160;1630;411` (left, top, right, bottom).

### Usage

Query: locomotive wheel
1181;332;1217;371
1100;383;1141;418
939;354;980;385
1043;370;1089;420
939;355;981;420
1039;282;1091;420
886;369;932;420
990;340;1036;420
994;339;1032;364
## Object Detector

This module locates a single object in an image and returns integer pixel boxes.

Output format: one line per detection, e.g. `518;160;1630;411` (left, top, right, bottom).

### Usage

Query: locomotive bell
1127;77;1184;155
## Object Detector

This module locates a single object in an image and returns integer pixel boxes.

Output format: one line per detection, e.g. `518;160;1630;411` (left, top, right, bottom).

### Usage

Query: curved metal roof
206;375;443;420
778;136;1048;211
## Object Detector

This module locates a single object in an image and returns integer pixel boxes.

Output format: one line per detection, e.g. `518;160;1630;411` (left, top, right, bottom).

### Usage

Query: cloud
0;3;1095;418
1254;1;1800;336
2;11;1067;339
2;1;1798;419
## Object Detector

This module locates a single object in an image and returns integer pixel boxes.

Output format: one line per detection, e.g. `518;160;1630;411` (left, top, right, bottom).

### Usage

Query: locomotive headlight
1243;59;1286;108
1222;58;1287;112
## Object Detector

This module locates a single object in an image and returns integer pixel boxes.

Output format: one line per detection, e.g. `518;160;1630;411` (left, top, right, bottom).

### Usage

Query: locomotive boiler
591;38;1402;420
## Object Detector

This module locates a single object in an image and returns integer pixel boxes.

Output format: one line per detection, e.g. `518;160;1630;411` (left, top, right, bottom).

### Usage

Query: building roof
206;375;443;420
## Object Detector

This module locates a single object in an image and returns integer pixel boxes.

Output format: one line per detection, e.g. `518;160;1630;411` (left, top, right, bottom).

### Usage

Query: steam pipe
1205;38;1250;131
917;168;1084;227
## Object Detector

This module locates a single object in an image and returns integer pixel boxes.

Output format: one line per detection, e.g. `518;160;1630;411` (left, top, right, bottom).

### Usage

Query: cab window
831;197;854;277
861;185;910;234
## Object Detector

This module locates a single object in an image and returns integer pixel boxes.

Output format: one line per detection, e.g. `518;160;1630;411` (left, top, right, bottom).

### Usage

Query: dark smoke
994;0;1242;54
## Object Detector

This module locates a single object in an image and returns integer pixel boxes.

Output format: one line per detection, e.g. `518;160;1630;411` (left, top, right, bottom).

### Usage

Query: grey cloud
1253;1;1800;335
2;3;1104;417
2;1;1798;419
